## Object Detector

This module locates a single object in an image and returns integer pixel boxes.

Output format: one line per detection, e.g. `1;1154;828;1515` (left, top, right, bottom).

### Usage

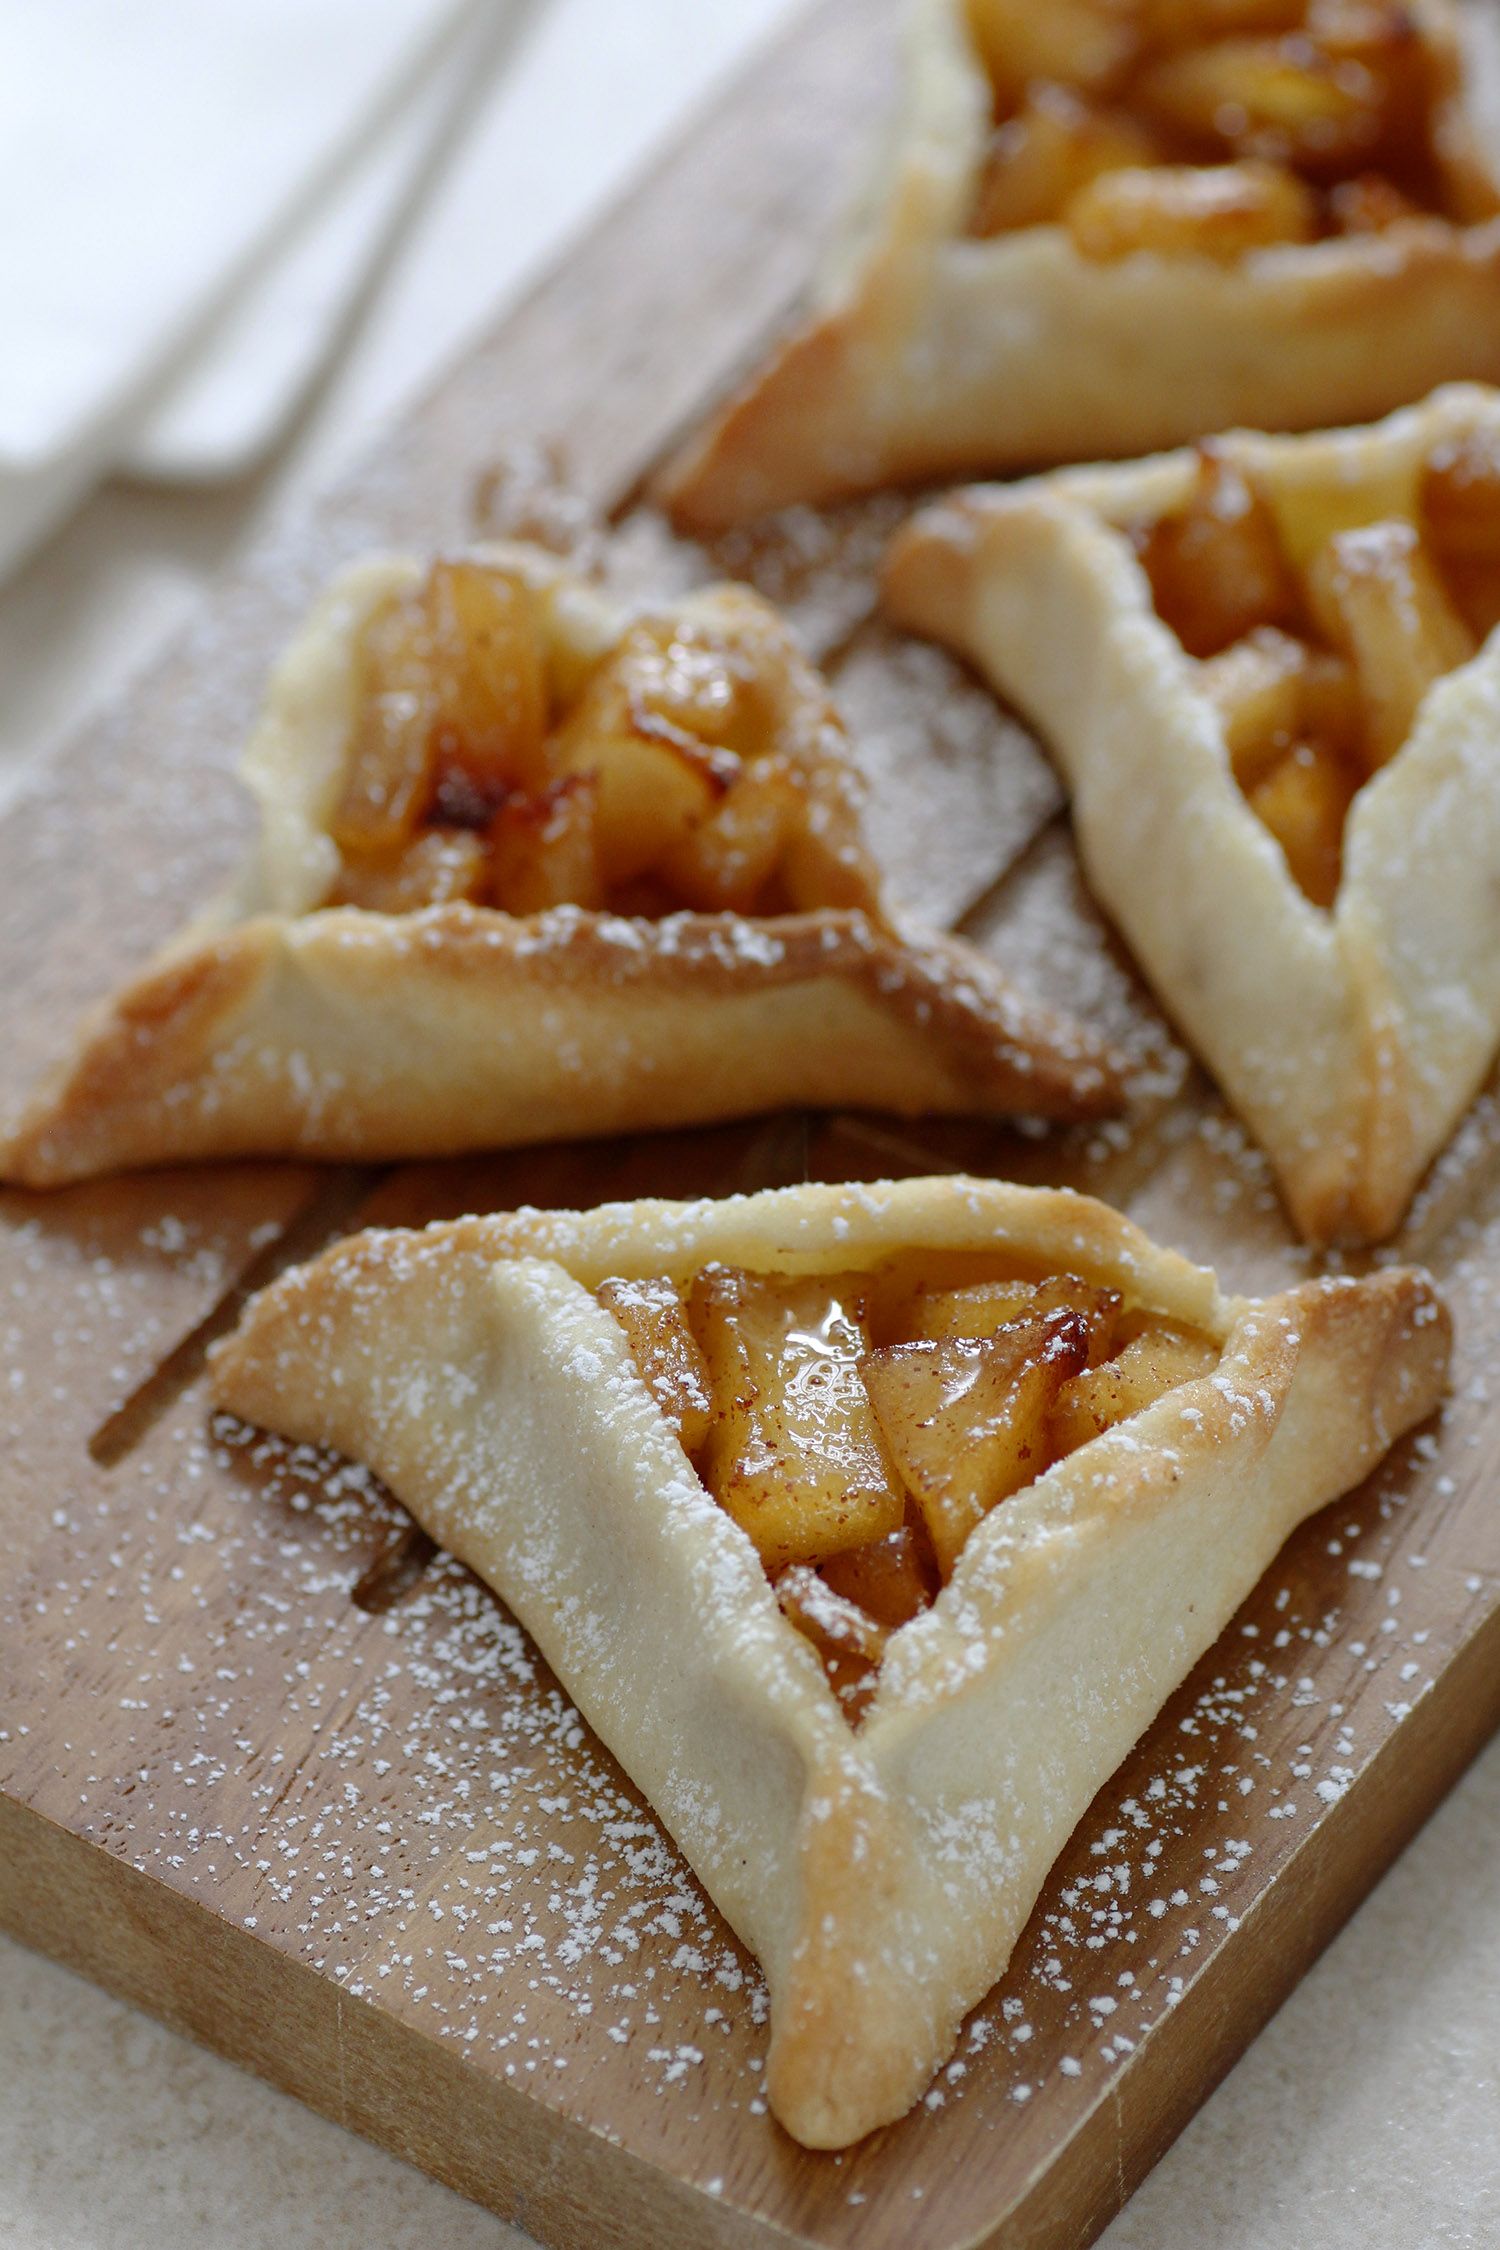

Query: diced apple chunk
1066;159;1316;263
549;624;741;887
1304;520;1475;770
1247;739;1358;907
689;1268;902;1573
964;0;1138;112
1297;645;1365;765
1048;1320;1220;1451
907;1274;1121;1365
628;617;764;757
597;1276;713;1454
332;591;440;854
658;756;802;914
776;1564;890;1720
1200;625;1308;787
1307;0;1447;191
972;85;1160;237
1201;628;1363;788
1263;458;1421;582
488;774;603;914
862;1309;1090;1579
819;1521;939;1631
1134;34;1392;173
426;560;550;806
1135;446;1297;658
333;564;550;857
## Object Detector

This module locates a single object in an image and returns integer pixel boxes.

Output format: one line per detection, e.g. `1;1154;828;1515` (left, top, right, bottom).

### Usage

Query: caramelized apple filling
597;1262;1221;1719
963;0;1493;258
327;560;874;921
1128;429;1500;905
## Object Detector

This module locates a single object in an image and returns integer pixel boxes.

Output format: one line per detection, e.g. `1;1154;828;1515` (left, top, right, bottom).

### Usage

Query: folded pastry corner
660;0;1500;527
210;1175;1450;2147
0;544;1118;1187
886;383;1500;1244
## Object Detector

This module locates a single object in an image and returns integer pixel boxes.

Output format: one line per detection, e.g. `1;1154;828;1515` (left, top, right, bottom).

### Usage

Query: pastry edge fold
0;903;1119;1186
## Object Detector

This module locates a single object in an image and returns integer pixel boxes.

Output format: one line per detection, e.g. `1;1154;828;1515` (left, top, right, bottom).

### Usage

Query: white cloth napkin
0;0;488;574
126;0;499;483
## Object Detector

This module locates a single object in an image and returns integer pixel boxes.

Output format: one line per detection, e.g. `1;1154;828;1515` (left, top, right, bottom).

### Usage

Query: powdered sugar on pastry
0;543;1118;1187
210;1172;1450;2146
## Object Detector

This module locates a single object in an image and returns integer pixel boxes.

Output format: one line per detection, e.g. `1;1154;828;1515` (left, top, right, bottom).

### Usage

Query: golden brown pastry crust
210;1175;1451;2148
0;545;1118;1187
1;906;1107;1181
884;384;1500;1245
659;0;1500;528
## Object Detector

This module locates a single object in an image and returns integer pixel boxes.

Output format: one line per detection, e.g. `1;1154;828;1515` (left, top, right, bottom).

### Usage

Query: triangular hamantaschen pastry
662;0;1500;527
0;543;1117;1186
886;385;1500;1245
211;1175;1450;2145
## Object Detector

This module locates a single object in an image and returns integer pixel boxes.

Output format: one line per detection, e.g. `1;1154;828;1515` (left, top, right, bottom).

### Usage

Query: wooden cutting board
7;4;1500;2244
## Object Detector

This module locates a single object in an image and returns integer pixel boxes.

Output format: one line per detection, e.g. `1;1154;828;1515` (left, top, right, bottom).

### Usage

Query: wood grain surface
7;2;1500;2245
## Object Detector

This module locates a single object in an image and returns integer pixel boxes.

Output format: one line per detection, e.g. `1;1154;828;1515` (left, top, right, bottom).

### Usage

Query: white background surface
4;2;1500;2245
